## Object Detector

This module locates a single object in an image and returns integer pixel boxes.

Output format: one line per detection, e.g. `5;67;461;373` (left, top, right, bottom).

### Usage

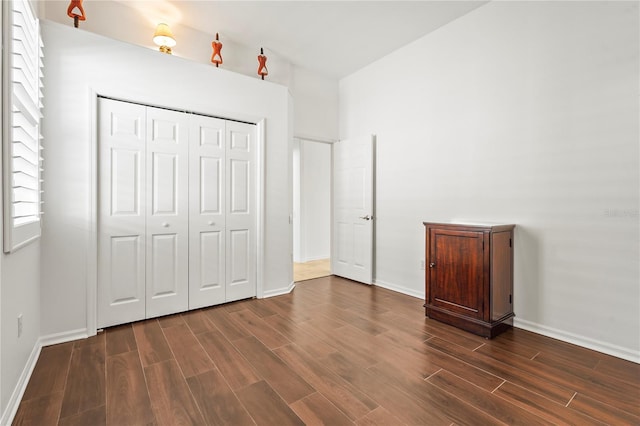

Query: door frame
86;91;266;336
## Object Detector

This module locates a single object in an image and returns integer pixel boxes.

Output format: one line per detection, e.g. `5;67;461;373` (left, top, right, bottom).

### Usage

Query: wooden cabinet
424;222;515;338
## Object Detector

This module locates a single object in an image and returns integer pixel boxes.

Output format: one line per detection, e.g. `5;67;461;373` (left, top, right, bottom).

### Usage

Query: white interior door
225;121;256;302
189;114;226;308
145;106;189;318
98;98;147;328
332;135;374;284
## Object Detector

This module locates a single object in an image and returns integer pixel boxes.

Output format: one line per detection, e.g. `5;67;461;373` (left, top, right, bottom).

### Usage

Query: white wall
0;0;42;421
1;244;41;419
340;1;639;361
41;0;339;143
39;21;292;337
299;141;331;262
291;67;339;141
292;140;302;262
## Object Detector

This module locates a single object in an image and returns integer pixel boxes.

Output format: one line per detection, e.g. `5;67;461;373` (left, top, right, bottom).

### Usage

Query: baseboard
262;281;296;298
0;339;42;426
39;328;88;347
373;279;424;300
514;318;640;364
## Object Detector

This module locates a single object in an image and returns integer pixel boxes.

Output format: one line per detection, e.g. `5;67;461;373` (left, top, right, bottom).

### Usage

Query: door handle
359;215;372;221
429;263;436;268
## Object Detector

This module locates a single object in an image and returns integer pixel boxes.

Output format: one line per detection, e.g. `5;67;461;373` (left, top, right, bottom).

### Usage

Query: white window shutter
3;0;44;252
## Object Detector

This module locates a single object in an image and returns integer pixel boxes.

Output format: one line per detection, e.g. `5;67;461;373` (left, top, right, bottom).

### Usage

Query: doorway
292;139;332;282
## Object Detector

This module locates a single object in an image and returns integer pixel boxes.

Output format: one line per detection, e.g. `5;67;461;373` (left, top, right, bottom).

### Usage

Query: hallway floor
293;258;331;282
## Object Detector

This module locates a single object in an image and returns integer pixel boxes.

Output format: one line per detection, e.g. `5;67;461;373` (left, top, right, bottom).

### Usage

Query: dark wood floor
13;276;640;425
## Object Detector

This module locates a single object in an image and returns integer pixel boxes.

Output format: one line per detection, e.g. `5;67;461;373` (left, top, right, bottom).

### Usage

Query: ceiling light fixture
153;23;176;54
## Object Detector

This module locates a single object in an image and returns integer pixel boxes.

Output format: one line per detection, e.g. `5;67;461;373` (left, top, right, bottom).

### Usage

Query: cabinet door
429;228;484;319
145;106;189;318
98;98;147;328
189;115;226;308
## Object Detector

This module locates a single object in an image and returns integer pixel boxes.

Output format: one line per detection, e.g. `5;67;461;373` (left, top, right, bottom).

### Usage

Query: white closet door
188;115;226;308
145;106;189;318
226;121;257;302
98;98;147;328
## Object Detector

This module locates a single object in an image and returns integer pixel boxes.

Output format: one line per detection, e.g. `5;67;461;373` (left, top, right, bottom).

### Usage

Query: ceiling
118;1;488;79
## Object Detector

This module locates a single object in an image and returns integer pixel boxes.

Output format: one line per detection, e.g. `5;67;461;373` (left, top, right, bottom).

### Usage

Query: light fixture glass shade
153;23;176;47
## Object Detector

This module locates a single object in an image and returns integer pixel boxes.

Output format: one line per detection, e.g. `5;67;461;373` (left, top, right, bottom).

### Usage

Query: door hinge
509;238;512;248
509;294;512;304
482;240;485;250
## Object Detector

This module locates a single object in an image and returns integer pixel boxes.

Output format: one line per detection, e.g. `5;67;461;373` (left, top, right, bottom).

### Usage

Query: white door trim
86;92;266;336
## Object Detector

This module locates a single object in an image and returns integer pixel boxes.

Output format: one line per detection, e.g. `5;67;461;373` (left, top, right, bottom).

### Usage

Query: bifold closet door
189;115;226;308
98;99;189;327
145;106;189;318
98;99;147;327
226;121;257;302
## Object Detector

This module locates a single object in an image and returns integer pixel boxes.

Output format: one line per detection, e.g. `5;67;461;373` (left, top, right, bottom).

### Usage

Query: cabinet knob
429;262;436;268
162;222;170;228
208;221;215;226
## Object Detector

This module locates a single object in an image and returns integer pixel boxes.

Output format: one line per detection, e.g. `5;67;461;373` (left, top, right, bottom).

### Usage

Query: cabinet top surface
423;221;515;229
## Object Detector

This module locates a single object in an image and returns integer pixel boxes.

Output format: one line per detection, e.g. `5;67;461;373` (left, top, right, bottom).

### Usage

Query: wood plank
235;381;305;426
204;305;253;341
157;313;186;328
72;333;105;349
105;324;137;357
299;324;380;367
59;343;106;419
427;370;553;425
289;392;353;426
13;392;63;426
321;352;454;425
320;305;388;336
354;406;406;426
22;343;73;400
144;359;205;426
497;328;601;369
273;343;378;421
58;405;106;426
362;359;505;426
132;320;173;367
263;313;337;359
162;323;215;378
196;329;261;390
568;392;640;425
228;309;291;349
232;336;315;403
494;381;605;425
244;298;278;318
425;337;575;404
594;355;640;386
106;350;155;425
182;309;216;335
475;341;640;416
372;331;442;378
260;294;315;322
186;370;256;425
420;343;504;392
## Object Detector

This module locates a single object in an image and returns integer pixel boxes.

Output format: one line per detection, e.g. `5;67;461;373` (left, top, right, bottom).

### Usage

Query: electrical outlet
17;314;23;338
420;260;425;270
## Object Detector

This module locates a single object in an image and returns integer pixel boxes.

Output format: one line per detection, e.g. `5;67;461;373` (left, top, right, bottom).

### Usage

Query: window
2;0;43;252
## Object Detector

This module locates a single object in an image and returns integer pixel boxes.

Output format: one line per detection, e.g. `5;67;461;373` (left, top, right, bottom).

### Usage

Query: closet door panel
189;115;226;308
226;121;256;302
98;98;146;328
146;106;189;318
